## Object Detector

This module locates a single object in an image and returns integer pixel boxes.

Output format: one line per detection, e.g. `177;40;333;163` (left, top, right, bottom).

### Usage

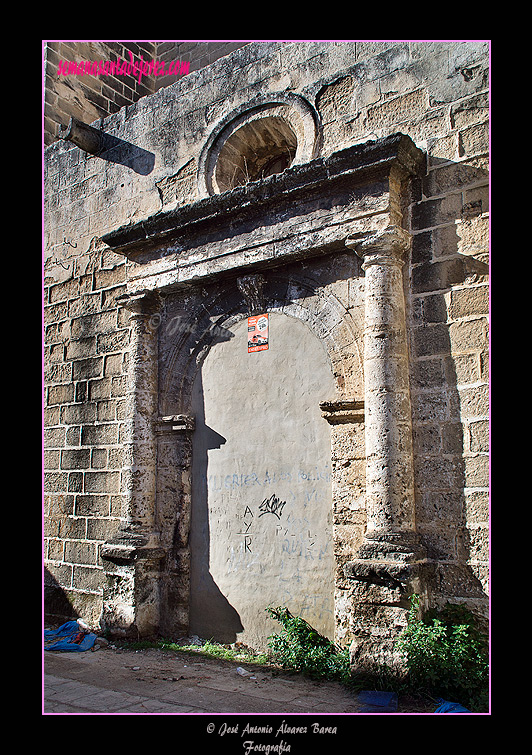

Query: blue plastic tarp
44;620;97;652
434;698;471;713
358;690;398;712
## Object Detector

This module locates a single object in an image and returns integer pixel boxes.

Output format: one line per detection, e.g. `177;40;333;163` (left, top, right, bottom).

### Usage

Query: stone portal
98;131;429;666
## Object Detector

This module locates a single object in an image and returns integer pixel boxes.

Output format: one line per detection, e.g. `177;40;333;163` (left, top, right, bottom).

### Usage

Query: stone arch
159;267;364;418
213;116;297;192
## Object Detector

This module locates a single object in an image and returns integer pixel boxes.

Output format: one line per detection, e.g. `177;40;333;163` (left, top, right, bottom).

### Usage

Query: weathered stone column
344;226;426;669
118;291;161;537
101;290;165;638
352;225;417;539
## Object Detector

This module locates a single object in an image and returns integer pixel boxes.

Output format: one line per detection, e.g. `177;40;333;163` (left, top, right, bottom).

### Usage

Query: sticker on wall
247;314;269;352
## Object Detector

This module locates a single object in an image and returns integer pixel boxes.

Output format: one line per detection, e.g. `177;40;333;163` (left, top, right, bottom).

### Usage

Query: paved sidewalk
43;646;362;715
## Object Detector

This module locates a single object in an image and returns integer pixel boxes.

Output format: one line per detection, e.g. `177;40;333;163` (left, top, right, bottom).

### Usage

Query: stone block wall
409;79;489;615
44;243;129;624
43;41;489;632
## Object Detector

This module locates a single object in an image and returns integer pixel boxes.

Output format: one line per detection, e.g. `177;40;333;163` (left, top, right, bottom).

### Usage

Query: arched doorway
189;311;336;650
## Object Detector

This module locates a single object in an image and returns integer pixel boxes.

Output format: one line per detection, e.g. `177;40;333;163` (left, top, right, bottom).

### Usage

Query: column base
346;530;427;581
344;531;428;672
100;529;166;639
101;529;166;564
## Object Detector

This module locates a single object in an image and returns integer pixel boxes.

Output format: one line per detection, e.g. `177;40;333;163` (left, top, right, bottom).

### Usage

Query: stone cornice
101;133;425;263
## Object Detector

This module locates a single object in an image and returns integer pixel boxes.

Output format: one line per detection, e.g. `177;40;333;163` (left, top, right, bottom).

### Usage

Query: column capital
346;225;412;269
155;414;195;434
320;399;364;424
116;290;162;317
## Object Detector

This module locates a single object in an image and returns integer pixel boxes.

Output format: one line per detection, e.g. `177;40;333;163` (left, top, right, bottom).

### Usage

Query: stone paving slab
43;646;361;715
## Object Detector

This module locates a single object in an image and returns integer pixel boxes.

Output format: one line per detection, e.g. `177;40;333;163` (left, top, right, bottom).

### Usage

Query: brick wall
44;40;250;146
43;41;490;626
154;41;249;91
44;42;157;147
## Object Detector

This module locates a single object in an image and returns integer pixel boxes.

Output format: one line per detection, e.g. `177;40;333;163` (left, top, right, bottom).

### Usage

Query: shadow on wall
99;133;155;175
188;366;244;643
410;157;489;612
44;567;79;627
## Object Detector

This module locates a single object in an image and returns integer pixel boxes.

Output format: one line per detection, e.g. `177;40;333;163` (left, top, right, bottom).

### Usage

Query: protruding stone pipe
57;116;103;155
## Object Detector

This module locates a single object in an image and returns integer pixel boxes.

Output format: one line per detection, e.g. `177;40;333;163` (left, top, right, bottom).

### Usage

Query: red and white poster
247;314;269;353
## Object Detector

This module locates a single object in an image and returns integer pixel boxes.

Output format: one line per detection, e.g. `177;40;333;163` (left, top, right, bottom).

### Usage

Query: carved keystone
237;274;266;315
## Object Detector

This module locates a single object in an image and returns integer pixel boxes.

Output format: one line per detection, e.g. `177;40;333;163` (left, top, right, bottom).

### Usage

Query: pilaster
100;290;164;638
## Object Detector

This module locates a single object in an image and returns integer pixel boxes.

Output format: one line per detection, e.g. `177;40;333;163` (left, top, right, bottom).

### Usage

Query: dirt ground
43;642;437;716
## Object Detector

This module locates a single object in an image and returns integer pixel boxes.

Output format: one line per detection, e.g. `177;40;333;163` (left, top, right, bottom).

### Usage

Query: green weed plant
395;594;489;711
266;606;351;683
